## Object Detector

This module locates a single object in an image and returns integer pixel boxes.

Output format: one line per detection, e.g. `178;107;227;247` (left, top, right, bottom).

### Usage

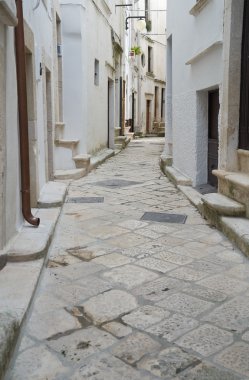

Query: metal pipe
15;0;40;227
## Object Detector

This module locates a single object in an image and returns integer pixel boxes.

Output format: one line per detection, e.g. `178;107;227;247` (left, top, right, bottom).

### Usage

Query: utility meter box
0;0;17;26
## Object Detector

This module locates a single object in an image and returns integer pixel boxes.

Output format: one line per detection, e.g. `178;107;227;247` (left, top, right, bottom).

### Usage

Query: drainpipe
15;0;40;227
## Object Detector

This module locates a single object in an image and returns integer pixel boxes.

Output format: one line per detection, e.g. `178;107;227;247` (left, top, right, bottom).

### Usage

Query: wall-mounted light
125;16;146;31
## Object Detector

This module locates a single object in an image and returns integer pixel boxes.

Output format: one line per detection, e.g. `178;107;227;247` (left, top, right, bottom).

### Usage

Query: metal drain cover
141;212;187;224
66;197;104;203
92;179;141;188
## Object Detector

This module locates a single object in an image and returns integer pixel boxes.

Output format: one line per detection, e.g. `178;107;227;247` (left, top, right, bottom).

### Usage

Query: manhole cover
92;179;141;188
141;212;187;224
66;197;104;203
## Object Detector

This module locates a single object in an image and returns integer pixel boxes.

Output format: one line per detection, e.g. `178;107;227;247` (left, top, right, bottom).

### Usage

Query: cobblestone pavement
5;138;249;380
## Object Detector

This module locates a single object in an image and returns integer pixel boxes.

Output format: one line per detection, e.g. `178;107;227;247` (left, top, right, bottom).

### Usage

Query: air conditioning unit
57;44;62;57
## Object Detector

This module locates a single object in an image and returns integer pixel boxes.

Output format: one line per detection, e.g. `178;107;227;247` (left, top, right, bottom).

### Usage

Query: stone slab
102;264;158;289
146;313;199;342
179;362;242;380
202;296;249;333
215;342;249;377
136;257;177;273
156;293;214;317
132;277;188;302
92;253;133;268
71;353;154;380
138;346;200;379
47;326;117;364
26;309;81;340
7;345;70;380
197;274;249;295
102;322;132;338
82;290;137;324
176;324;233;357
112;332;161;364
122;306;170;330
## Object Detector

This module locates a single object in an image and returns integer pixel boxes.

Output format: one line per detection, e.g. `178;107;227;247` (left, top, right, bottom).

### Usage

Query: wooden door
239;0;249;150
146;100;151;134
208;90;219;187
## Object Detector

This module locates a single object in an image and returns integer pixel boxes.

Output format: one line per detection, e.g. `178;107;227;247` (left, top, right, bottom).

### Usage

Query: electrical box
0;0;17;26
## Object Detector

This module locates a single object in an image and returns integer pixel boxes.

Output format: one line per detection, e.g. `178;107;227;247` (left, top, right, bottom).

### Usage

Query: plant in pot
131;46;142;55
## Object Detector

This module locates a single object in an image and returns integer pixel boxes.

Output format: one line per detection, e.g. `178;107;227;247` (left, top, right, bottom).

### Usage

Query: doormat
92;179;141;188
66;197;104;203
141;212;187;224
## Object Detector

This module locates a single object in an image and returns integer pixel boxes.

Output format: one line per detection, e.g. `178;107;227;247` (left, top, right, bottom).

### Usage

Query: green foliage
131;46;142;55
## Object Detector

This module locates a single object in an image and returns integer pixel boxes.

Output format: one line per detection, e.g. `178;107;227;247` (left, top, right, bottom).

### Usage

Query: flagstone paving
5;137;249;379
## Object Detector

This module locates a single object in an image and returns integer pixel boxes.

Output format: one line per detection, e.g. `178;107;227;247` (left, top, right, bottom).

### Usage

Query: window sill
189;0;211;16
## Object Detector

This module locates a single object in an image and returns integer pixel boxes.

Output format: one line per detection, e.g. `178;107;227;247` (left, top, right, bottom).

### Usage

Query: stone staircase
153;121;165;137
201;169;249;256
54;122;88;180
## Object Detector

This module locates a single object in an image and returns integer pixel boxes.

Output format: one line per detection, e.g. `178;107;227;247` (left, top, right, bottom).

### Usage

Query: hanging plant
131;46;142;55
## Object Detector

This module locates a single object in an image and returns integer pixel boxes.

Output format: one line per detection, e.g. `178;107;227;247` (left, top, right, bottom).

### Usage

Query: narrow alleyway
5;138;249;380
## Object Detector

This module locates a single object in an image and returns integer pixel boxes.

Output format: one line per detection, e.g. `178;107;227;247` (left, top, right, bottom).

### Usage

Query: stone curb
0;204;65;378
89;149;115;170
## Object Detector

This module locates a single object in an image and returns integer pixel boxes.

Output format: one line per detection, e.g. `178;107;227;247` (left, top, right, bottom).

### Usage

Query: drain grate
92;179;141;188
141;212;187;224
66;197;104;203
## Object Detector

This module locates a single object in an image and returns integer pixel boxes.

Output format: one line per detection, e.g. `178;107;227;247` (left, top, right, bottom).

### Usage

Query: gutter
15;0;40;227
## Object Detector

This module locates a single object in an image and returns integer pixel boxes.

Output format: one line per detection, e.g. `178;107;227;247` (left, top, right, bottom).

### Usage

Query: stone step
73;154;91;169
220;216;249;257
213;170;249;217
165;166;192;186
54;139;79;150
54;122;65;141
202;193;246;216
54;168;87;180
37;181;67;208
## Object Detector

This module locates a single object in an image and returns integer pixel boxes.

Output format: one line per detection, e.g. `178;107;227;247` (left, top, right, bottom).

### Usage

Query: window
148;46;153;73
141;53;145;67
94;59;99;86
161;88;165;120
154;86;159;118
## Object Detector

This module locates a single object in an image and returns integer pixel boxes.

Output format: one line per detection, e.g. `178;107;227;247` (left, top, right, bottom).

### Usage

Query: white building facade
57;0;126;176
165;0;224;187
0;0;62;250
125;0;166;136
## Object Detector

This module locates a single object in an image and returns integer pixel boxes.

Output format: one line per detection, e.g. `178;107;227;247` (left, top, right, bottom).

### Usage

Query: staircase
54;122;88;180
201;164;249;257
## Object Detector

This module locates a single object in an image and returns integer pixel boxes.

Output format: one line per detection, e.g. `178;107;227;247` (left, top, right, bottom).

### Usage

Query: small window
94;59;99;86
148;46;153;73
141;53;145;67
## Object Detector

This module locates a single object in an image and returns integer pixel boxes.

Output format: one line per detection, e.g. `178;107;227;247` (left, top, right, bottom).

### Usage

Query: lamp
136;18;146;31
125;16;146;30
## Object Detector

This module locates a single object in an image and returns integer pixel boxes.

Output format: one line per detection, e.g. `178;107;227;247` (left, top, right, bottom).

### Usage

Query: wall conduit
15;0;40;227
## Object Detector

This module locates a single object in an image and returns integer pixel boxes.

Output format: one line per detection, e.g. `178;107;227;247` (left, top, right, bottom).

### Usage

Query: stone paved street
5;138;249;380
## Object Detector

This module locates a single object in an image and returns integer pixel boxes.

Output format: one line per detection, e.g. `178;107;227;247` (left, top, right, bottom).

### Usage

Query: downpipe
15;0;40;227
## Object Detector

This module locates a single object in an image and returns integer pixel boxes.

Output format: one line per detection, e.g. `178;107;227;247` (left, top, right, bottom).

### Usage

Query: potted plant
130;46;142;55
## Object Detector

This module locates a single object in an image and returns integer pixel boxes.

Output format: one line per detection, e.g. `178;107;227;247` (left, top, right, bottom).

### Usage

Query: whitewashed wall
166;0;224;185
